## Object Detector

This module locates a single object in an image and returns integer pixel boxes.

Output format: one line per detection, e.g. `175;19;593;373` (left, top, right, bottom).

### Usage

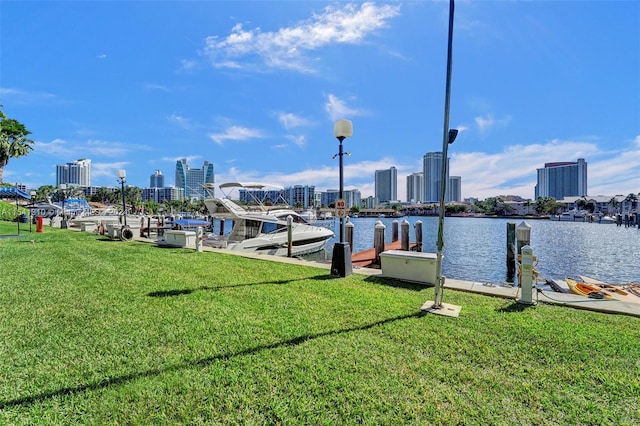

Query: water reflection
313;217;640;284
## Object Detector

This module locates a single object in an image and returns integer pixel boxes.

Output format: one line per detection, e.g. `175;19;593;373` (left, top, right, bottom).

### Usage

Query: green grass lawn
0;222;638;424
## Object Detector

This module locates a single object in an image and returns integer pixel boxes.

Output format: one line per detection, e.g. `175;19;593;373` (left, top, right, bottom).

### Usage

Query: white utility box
106;224;122;239
379;250;438;285
81;222;97;233
160;230;196;248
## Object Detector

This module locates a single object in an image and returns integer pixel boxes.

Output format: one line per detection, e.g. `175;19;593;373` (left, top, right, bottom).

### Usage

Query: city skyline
1;1;638;201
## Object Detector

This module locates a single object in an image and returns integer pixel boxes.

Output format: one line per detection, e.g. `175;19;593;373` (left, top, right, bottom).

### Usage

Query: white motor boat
203;184;334;256
299;208;318;223
597;215;616;224
550;209;585;221
68;207;142;228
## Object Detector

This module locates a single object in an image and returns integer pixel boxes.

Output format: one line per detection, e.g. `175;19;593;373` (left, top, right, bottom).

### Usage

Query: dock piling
374;221;386;265
392;220;399;242
414;220;423;252
401;219;410;251
507;222;516;283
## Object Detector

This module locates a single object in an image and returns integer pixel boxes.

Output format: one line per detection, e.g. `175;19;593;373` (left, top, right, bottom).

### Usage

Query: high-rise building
406;172;423;203
423;152;449;203
285;185;315;208
321;189;360;209
374;166;397;205
448;176;462;202
56;158;91;187
150;170;164;188
142;187;184;203
175;159;215;200
535;158;587;200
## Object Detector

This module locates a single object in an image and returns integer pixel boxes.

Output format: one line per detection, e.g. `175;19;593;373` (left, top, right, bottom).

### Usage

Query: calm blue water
312;217;640;284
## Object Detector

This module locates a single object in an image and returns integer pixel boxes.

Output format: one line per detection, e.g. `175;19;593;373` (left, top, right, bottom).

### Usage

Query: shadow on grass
0;311;424;410
148;274;330;297
364;275;428;292
496;302;530;313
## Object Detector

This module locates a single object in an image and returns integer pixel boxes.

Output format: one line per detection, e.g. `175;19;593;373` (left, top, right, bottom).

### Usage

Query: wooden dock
351;240;416;269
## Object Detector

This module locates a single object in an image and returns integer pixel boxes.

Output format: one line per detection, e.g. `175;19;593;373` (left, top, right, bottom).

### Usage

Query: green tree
624;193;638;212
608;197;620;214
0;109;35;183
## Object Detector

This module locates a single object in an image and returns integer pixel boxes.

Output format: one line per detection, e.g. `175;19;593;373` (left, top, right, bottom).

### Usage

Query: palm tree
0;110;35;183
623;193;638;213
608;197;620;215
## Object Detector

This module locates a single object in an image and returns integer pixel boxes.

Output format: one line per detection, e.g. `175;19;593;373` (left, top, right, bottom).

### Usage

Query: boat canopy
0;187;31;199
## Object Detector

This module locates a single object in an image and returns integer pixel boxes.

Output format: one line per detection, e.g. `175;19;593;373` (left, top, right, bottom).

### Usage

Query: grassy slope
0;222;638;424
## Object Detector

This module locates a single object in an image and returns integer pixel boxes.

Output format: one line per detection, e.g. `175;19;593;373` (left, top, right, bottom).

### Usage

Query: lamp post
330;119;353;277
59;184;67;229
30;190;36;232
422;0;461;317
117;169;127;227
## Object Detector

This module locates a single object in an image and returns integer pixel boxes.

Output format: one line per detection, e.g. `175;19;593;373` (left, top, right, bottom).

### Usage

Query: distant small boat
551;209;585;221
298;209;317;223
598;215;616;224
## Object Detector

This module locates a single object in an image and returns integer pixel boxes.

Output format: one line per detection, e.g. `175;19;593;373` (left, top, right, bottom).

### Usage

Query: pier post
392;220;399;242
401;219;410;251
414;220;423;252
196;226;203;252
286;216;293;257
346;221;354;252
158;215;165;236
506;222;516;283
516;221;531;255
374;221;386;265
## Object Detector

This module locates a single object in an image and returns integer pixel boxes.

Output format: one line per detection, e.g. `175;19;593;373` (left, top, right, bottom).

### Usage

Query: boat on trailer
203;183;334;256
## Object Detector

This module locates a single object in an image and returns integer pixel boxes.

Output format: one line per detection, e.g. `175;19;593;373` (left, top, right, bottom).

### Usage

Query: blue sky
1;0;638;201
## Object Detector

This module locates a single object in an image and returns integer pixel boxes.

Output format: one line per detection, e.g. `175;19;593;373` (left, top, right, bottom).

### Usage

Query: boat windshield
262;222;287;234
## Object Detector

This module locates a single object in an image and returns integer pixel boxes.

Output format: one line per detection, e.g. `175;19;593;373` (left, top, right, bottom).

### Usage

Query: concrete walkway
78;225;640;318
193;242;640;318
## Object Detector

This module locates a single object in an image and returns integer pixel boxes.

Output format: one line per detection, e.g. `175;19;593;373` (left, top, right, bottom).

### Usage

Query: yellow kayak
566;278;613;299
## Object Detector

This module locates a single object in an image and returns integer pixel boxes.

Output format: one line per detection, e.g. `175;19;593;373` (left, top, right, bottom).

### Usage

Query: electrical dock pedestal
517;245;537;306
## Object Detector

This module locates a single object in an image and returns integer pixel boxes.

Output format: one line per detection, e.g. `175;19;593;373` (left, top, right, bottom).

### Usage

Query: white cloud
475;113;512;133
277;112;312;129
201;2;400;73
91;162;130;182
34;139;68;156
144;83;171;92
285;134;306;147
208;125;263;145
0;87;57;106
167;113;193;130
324;93;363;122
178;59;199;73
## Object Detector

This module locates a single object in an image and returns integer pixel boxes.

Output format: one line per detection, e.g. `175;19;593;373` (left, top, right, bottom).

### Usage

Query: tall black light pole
330;119;353;277
423;0;461;317
30;190;36;233
117;169;127;227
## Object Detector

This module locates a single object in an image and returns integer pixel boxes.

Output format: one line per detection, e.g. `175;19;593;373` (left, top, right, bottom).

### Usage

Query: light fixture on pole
422;0;461;317
330;119;353;277
59;184;67;229
117;169;127;227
